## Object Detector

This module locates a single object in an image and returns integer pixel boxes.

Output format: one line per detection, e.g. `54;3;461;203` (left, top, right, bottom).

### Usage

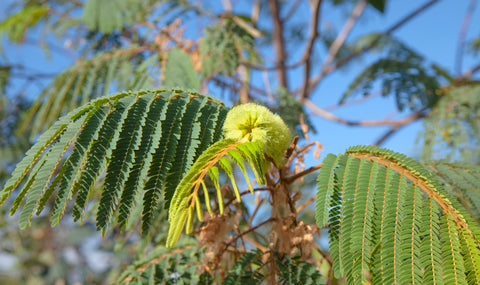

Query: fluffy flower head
223;103;291;164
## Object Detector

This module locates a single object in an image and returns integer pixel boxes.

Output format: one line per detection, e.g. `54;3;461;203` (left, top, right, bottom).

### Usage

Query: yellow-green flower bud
223;103;291;164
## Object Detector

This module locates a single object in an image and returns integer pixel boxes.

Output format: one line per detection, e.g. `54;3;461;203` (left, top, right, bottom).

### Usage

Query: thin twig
462;62;480;78
297;195;317;213
244;235;267;252
251;0;260;25
248;196;266;226
455;0;477;75
303;0;440;95
268;0;288;89
282;0;303;21
300;0;322;101
305;99;428;127
285;163;323;184
224;217;277;248
323;89;382;111
373;127;399;146
321;0;367;76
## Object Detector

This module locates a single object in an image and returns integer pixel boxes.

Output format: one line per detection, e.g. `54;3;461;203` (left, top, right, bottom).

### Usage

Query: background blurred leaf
163;48;201;91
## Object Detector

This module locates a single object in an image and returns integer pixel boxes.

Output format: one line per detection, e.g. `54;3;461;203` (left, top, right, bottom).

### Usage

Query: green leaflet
316;145;480;284
96;94;155;231
222;250;324;285
116;95;169;231
141;94;190;235
20;49;157;136
420;85;480;163
430;162;480;223
1;89;228;236
339;35;441;112
82;0;155;33
223;249;264;284
118;238;209;284
163;96;206;209
163;48;201;90
276;253;325;285
166;139;266;248
0;5;49;45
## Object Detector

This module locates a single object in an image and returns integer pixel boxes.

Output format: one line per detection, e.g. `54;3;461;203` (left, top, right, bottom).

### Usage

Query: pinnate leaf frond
1;89;228;236
21;48;157;136
316;145;480;284
119;239;209;284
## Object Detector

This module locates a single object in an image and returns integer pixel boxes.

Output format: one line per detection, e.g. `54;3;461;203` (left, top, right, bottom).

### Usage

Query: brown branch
242;59;304;71
286;141;317;168
284;136;300;163
304;0;440;95
251;0;260;25
305;99;428;127
248;196;266;226
285;163;323;184
224;217;277;248
373;127;399;146
455;0;477;75
297;195;317;213
321;0;367;74
323;89;382;111
268;0;288;89
243;235;267;252
282;0;303;21
462;62;480;78
300;0;322;101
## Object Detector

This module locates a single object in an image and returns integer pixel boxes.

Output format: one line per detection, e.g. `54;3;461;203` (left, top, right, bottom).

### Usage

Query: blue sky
271;0;480;164
1;0;479;165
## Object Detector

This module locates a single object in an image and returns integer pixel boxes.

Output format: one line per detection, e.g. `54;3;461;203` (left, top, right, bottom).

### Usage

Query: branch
373;127;399;146
285;163;323;184
320;0;367;75
455;0;477;75
268;0;288;89
296;195;317;213
251;0;260;25
224;217;277;248
304;0;440;95
282;0;302;21
305;99;428;127
462;62;480;78
300;0;322;101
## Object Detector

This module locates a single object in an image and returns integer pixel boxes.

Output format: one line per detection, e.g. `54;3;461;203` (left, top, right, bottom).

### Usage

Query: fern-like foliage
429;162;480;224
163;48;201;90
20;48;157;136
223;250;324;284
201;18;260;78
316;145;480;284
82;0;157;34
1;89;228;235
166;138;266;247
223;249;265;284
469;35;480;56
340;35;443;111
118;238;212;285
420;85;480;163
276;253;325;285
0;4;49;47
